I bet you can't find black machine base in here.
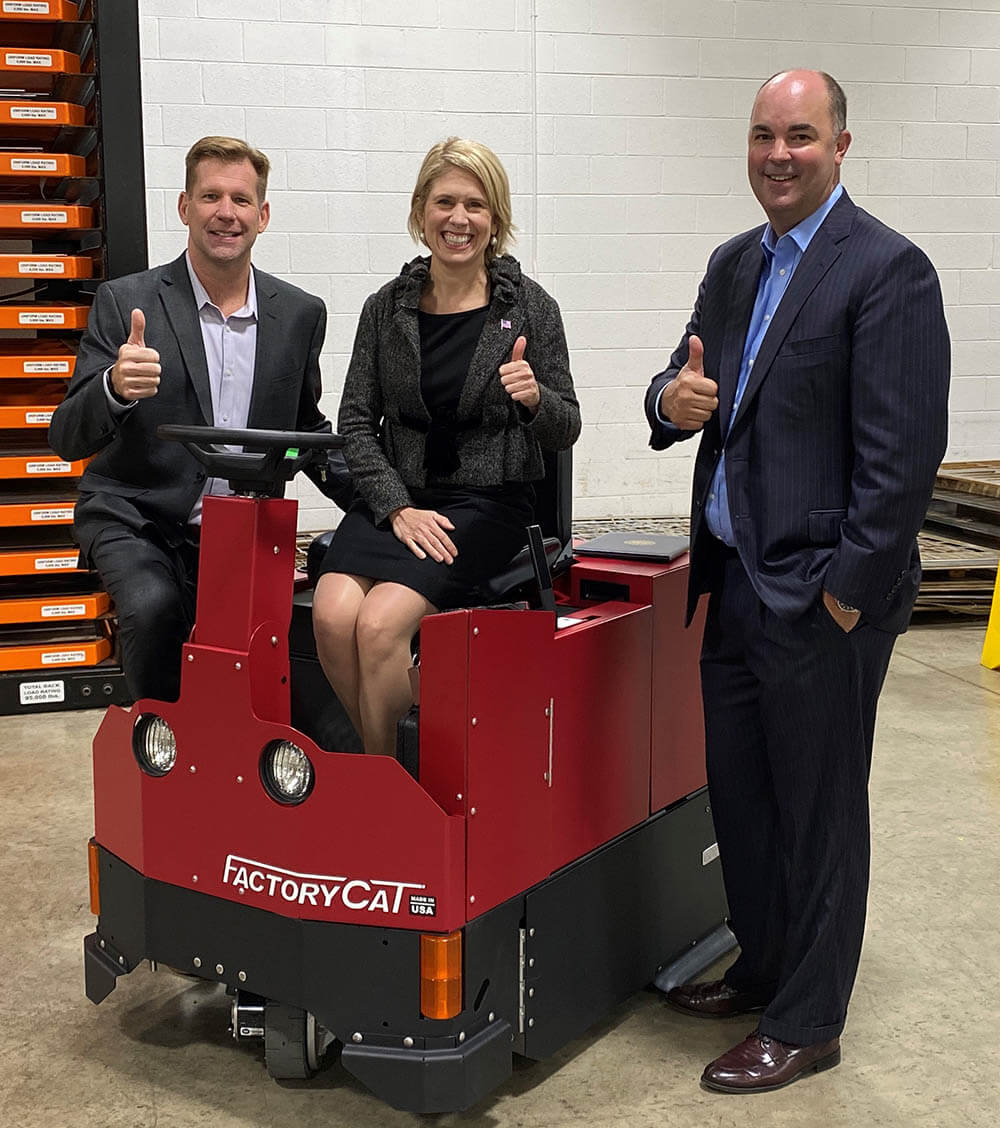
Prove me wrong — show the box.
[0,664,130,716]
[86,788,730,1113]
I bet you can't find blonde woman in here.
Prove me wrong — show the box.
[313,137,580,756]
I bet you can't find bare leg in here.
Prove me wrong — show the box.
[355,582,437,757]
[312,572,373,738]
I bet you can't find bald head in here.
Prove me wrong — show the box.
[755,69,847,137]
[747,69,852,235]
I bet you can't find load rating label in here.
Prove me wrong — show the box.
[21,210,67,224]
[5,53,53,67]
[19,679,65,706]
[19,261,65,274]
[41,650,85,665]
[10,158,57,171]
[24,361,70,373]
[34,554,79,570]
[9,107,57,119]
[41,603,86,618]
[20,313,66,326]
[26,460,71,473]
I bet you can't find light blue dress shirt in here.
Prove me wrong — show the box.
[704,184,843,546]
[184,253,258,523]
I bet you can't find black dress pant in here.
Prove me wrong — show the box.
[700,550,896,1045]
[87,522,200,703]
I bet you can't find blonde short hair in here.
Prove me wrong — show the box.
[184,136,270,203]
[407,137,515,262]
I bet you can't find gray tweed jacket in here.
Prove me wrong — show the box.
[338,254,581,524]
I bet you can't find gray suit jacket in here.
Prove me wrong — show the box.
[339,254,581,524]
[48,253,352,557]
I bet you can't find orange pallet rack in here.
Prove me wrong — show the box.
[0,45,80,71]
[0,100,86,126]
[0,339,76,377]
[0,379,64,426]
[0,251,92,277]
[0,545,82,575]
[0,201,94,227]
[0,150,86,176]
[0,633,111,671]
[0,494,75,525]
[0,302,90,329]
[0,1,80,22]
[0,447,86,477]
[0,589,108,624]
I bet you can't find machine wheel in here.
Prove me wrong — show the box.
[264,1003,319,1080]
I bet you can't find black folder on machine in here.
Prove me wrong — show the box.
[574,531,689,562]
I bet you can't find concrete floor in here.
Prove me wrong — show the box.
[1,622,998,1128]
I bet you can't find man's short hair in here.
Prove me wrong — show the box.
[757,70,847,136]
[184,136,270,203]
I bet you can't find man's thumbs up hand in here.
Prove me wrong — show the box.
[111,307,161,402]
[127,307,146,347]
[659,334,719,431]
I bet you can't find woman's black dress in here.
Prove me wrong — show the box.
[317,305,534,609]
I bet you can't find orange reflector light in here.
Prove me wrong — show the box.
[420,930,462,1019]
[87,839,100,916]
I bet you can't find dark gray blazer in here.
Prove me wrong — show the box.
[48,253,352,557]
[339,254,581,524]
[645,191,950,631]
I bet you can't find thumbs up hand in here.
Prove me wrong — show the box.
[659,334,718,431]
[110,308,161,401]
[499,335,540,414]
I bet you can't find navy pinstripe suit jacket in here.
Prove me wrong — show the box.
[645,191,951,632]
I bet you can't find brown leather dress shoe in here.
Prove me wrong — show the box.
[701,1031,841,1093]
[665,978,769,1018]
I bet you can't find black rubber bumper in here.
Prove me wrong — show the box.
[341,1019,513,1114]
[84,844,520,1113]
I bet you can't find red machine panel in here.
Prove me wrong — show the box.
[91,493,467,933]
[464,607,555,918]
[93,687,467,933]
[549,602,652,873]
[565,554,708,812]
[417,608,471,819]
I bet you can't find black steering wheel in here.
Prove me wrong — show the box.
[157,424,345,498]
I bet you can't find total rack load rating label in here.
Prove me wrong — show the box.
[18,679,65,706]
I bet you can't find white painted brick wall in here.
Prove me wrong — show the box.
[135,0,1000,530]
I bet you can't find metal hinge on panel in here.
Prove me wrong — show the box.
[517,926,526,1035]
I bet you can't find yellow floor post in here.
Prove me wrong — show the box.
[983,564,1000,669]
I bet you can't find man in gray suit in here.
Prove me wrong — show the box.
[49,136,351,702]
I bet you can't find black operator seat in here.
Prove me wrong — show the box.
[304,447,574,607]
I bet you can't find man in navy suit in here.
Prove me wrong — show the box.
[645,71,949,1092]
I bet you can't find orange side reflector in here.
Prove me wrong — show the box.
[87,839,100,916]
[420,930,462,1019]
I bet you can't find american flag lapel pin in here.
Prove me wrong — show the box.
[501,318,511,330]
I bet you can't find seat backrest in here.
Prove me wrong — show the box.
[535,447,573,548]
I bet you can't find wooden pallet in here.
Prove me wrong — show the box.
[935,461,1000,499]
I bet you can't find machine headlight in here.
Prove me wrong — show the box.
[260,740,314,805]
[133,714,177,776]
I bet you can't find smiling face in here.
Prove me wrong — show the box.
[420,166,495,272]
[178,157,270,274]
[747,70,851,235]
